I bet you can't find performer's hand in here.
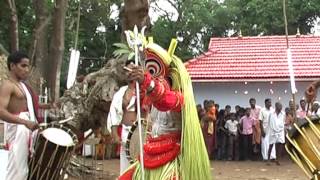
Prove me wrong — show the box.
[24,120,39,131]
[305,84,317,103]
[128,65,145,84]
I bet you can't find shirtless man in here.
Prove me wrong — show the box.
[107,60,143,174]
[0,51,38,180]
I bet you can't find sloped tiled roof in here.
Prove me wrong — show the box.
[185,35,320,82]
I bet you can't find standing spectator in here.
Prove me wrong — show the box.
[216,109,228,160]
[202,100,216,159]
[197,104,205,123]
[296,99,308,118]
[268,102,286,165]
[311,101,320,116]
[215,104,220,114]
[240,108,255,160]
[288,99,296,113]
[235,105,241,120]
[249,98,261,154]
[216,109,225,160]
[225,105,231,116]
[259,98,276,162]
[284,107,294,132]
[225,113,240,161]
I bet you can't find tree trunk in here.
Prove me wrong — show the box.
[28,0,50,93]
[120,0,151,38]
[6,0,19,52]
[48,0,68,101]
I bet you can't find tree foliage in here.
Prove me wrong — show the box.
[150,0,320,60]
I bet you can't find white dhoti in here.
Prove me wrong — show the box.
[261,132,276,160]
[120,124,131,174]
[0,149,8,180]
[269,131,285,144]
[5,112,35,180]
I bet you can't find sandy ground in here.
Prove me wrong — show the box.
[68,158,306,180]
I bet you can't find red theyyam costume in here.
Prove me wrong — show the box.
[119,35,211,180]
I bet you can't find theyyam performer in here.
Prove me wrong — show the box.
[118,30,211,180]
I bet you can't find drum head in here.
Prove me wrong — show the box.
[42,127,74,147]
[125,121,147,163]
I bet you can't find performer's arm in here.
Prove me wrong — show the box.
[0,80,37,130]
[140,73,183,112]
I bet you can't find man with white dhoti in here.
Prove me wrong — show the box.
[267,102,285,165]
[107,60,145,174]
[0,51,38,180]
[259,98,276,161]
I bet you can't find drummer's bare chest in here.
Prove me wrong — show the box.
[8,83,27,113]
[121,88,136,126]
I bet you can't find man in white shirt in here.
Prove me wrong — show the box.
[225,113,239,160]
[268,102,285,165]
[259,98,276,161]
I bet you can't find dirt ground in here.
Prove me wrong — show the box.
[68,158,306,180]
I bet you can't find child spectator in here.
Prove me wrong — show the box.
[225,113,240,160]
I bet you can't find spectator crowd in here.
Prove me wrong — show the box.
[197,98,317,165]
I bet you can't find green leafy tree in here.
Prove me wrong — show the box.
[150,0,320,60]
[223,0,320,35]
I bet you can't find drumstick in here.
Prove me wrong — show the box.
[58,117,74,124]
[123,66,132,72]
[39,117,74,129]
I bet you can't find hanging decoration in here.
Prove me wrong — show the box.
[67,49,80,89]
[66,1,81,89]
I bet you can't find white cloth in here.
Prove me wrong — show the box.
[0,149,8,180]
[269,111,285,144]
[107,86,128,133]
[20,82,37,123]
[5,112,33,180]
[107,86,134,174]
[4,82,38,180]
[261,133,276,160]
[224,120,239,135]
[258,107,274,133]
[120,125,131,174]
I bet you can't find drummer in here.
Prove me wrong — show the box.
[0,51,39,180]
[107,59,148,174]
